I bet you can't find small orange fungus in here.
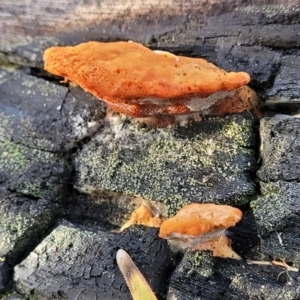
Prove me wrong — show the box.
[114,203,162,233]
[159,203,242,259]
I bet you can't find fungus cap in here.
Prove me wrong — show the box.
[159,203,242,248]
[43,41,251,119]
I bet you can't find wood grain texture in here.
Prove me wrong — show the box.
[1,0,299,52]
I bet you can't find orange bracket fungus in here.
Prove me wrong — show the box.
[159,203,243,259]
[43,41,257,127]
[116,202,242,259]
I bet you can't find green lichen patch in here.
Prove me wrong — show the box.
[75,114,258,216]
[250,115,300,268]
[0,190,55,265]
[250,181,300,267]
[250,181,299,234]
[0,141,72,202]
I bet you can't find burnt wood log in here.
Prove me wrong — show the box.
[13,221,176,300]
[1,1,300,300]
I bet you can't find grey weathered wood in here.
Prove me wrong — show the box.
[0,68,106,152]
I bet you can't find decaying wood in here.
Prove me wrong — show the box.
[1,1,300,299]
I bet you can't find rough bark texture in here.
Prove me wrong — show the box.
[14,221,176,300]
[0,69,106,152]
[74,113,258,216]
[258,115,300,182]
[0,189,55,266]
[1,1,300,300]
[0,140,71,202]
[251,116,300,267]
[168,252,300,300]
